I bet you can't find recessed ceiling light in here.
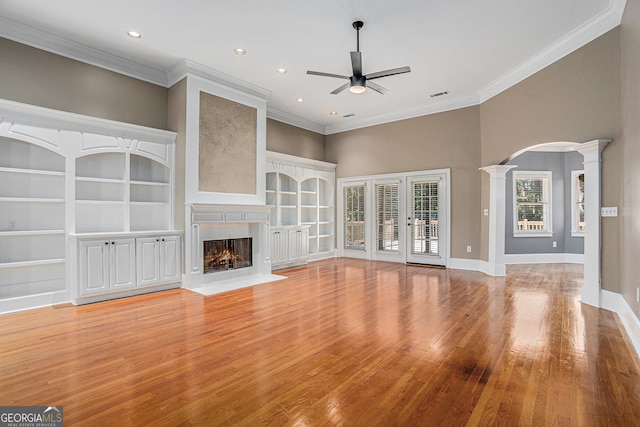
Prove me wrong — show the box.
[233,48,246,56]
[296,97,304,103]
[276,68,287,74]
[127,31,142,39]
[329,111,338,115]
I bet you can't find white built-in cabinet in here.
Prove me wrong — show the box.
[0,100,181,312]
[78,238,136,297]
[136,235,181,287]
[270,225,309,270]
[266,151,336,269]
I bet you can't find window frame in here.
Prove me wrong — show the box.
[512,170,553,238]
[571,170,585,237]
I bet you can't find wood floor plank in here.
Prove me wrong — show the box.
[1,259,639,426]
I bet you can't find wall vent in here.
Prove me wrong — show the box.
[430,91,449,98]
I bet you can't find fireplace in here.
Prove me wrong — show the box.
[203,237,252,274]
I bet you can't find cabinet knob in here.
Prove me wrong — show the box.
[162,238,165,242]
[156,239,160,242]
[105,242,109,245]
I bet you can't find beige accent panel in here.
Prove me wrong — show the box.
[0,38,167,129]
[198,92,257,194]
[168,78,187,232]
[620,0,640,316]
[266,119,326,161]
[326,106,481,260]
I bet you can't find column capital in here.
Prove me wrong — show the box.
[479,164,518,177]
[575,139,611,158]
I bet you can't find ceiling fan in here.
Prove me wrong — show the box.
[307,20,411,95]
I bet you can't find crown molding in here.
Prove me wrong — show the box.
[324,93,482,135]
[0,17,169,87]
[167,59,270,101]
[478,0,627,102]
[266,107,327,134]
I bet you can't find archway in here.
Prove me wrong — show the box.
[481,139,610,308]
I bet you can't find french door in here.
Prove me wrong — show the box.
[406,176,446,266]
[339,170,448,266]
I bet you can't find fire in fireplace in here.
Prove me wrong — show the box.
[203,238,252,274]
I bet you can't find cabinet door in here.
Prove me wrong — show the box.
[79,240,110,296]
[110,239,136,290]
[271,230,289,264]
[299,228,309,259]
[137,237,161,287]
[160,235,181,282]
[289,228,309,261]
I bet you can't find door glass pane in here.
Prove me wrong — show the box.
[344,185,365,250]
[376,183,399,252]
[411,180,439,256]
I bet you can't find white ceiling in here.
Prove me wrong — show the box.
[0,0,626,134]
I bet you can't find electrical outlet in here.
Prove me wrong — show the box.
[466,245,472,253]
[552,241,557,248]
[483,209,489,216]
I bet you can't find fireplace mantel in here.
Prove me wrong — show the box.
[190,204,271,224]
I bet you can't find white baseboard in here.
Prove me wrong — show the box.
[448,257,480,272]
[0,291,70,315]
[601,289,640,358]
[504,253,584,264]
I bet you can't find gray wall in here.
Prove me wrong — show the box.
[505,151,583,254]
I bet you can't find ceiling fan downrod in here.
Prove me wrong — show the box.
[353,21,363,52]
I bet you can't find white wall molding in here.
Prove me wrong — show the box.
[448,258,481,272]
[503,253,584,265]
[601,289,640,358]
[0,291,70,315]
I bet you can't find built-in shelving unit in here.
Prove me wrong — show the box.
[266,151,336,261]
[0,99,178,313]
[0,137,67,301]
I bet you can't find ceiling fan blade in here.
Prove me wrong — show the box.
[366,81,388,95]
[330,82,351,95]
[307,70,350,79]
[350,51,362,76]
[365,66,411,80]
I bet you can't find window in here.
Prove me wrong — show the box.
[376,182,399,252]
[571,170,585,236]
[513,171,552,236]
[344,184,365,250]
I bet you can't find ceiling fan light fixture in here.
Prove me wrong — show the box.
[349,84,366,94]
[349,75,367,94]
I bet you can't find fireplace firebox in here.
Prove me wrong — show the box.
[203,238,252,274]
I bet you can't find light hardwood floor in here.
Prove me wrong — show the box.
[1,259,639,426]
